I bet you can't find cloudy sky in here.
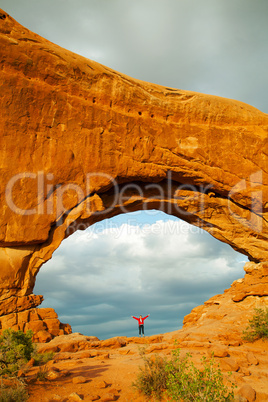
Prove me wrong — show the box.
[2,0,267,339]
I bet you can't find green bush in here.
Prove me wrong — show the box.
[31,350,54,366]
[166,349,235,402]
[133,348,236,401]
[242,307,268,342]
[0,329,34,376]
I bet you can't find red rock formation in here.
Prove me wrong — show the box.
[0,9,268,339]
[0,305,71,342]
[183,262,268,340]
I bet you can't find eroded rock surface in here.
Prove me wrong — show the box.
[0,9,268,340]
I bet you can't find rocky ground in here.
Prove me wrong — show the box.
[21,329,268,402]
[13,262,268,402]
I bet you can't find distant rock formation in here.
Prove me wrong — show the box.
[0,9,267,340]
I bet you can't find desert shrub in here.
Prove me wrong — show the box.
[242,307,268,342]
[35,366,49,381]
[133,348,236,401]
[0,381,28,402]
[0,329,34,376]
[31,350,54,366]
[166,349,235,402]
[133,353,168,400]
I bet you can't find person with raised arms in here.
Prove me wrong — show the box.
[131,314,150,337]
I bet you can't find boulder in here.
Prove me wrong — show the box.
[220,357,240,372]
[100,394,117,402]
[72,376,87,384]
[210,344,229,358]
[238,384,256,402]
[37,333,100,353]
[68,393,84,401]
[246,352,259,366]
[100,337,127,349]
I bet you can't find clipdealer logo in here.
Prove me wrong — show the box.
[4,170,264,233]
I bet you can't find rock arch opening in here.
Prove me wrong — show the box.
[34,211,247,340]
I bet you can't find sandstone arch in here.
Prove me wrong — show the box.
[0,10,268,338]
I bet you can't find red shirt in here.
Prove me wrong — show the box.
[132,315,149,325]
